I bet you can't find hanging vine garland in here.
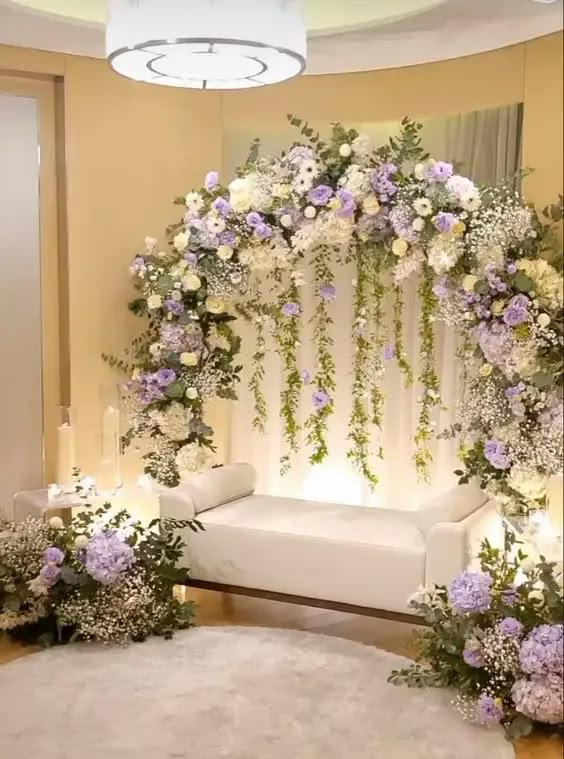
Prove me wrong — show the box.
[114,116,563,517]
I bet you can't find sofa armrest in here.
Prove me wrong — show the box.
[425,501,504,587]
[159,489,196,521]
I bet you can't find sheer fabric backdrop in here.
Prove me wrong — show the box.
[227,106,523,509]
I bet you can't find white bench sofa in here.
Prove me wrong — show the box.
[160,463,503,622]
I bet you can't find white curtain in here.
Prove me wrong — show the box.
[228,105,523,509]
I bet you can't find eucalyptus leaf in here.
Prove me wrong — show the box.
[165,381,186,399]
[514,271,534,293]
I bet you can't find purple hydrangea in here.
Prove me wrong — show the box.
[164,299,184,316]
[433,212,457,233]
[463,640,485,668]
[433,278,450,299]
[282,302,300,317]
[204,170,219,191]
[425,161,454,183]
[336,189,356,218]
[503,295,529,327]
[83,531,135,585]
[308,184,334,206]
[160,322,203,353]
[498,617,524,639]
[484,438,511,470]
[184,251,198,265]
[477,694,504,726]
[43,546,65,565]
[155,368,176,387]
[520,625,564,676]
[512,674,564,724]
[448,571,493,614]
[312,390,331,410]
[136,373,165,404]
[212,198,231,217]
[254,223,273,240]
[39,563,61,587]
[319,284,336,301]
[246,211,263,228]
[505,382,526,399]
[370,163,398,201]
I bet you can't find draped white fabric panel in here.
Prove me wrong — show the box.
[228,106,522,509]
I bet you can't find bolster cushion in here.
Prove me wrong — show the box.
[176,462,257,515]
[413,481,488,536]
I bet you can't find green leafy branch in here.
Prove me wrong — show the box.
[392,285,414,387]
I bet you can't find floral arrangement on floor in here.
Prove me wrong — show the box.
[0,506,202,645]
[389,533,564,739]
[111,116,563,516]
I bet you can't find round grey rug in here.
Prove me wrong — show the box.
[0,626,513,759]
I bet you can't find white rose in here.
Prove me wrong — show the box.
[182,273,201,291]
[508,465,548,501]
[173,232,189,251]
[414,162,428,181]
[180,352,198,367]
[206,296,226,314]
[185,387,199,400]
[217,245,233,261]
[392,238,409,258]
[144,236,157,250]
[49,516,64,530]
[74,535,89,550]
[147,294,162,310]
[304,205,316,219]
[537,313,551,328]
[528,589,545,607]
[413,197,433,217]
[149,342,161,357]
[462,274,478,292]
[339,143,352,158]
[280,214,293,228]
[229,177,252,212]
[479,363,493,377]
[412,217,425,232]
[362,195,381,216]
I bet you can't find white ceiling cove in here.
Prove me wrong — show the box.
[0,0,562,74]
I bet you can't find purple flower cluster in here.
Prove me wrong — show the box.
[204,170,219,191]
[477,694,504,726]
[246,211,272,240]
[433,211,457,232]
[463,640,485,668]
[336,189,356,218]
[501,584,519,605]
[282,302,300,317]
[520,625,563,676]
[370,162,398,201]
[472,322,516,377]
[319,284,336,301]
[484,438,511,470]
[43,546,64,565]
[425,161,453,183]
[309,184,333,206]
[503,294,529,327]
[83,531,135,585]
[312,390,331,410]
[136,373,166,404]
[164,299,184,316]
[512,674,564,724]
[505,382,526,399]
[160,323,203,354]
[212,197,231,217]
[383,344,396,361]
[448,571,493,614]
[498,617,524,639]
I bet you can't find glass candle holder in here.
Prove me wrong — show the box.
[56,406,76,493]
[97,385,123,497]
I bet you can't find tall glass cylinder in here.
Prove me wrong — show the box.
[56,406,76,493]
[97,385,122,496]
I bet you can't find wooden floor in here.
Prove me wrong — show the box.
[1,588,561,759]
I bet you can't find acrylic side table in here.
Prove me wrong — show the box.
[13,489,86,522]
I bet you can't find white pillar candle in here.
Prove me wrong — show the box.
[56,422,75,491]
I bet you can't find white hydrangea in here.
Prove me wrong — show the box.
[393,248,424,284]
[317,214,354,248]
[175,443,214,479]
[351,133,374,163]
[340,164,369,199]
[446,174,479,203]
[517,258,563,310]
[507,465,549,502]
[150,402,191,442]
[427,232,464,275]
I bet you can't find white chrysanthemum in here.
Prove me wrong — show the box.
[413,197,433,217]
[517,258,563,310]
[150,402,191,442]
[175,442,214,478]
[427,232,464,275]
[507,465,549,502]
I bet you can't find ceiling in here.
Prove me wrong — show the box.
[0,0,562,74]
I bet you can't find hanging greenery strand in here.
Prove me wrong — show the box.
[392,285,414,387]
[413,266,441,480]
[347,245,380,486]
[305,245,336,464]
[366,248,387,432]
[275,280,302,474]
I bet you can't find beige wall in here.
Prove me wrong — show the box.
[0,33,562,499]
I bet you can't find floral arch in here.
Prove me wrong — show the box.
[115,117,563,517]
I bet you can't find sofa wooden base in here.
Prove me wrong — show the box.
[187,579,428,627]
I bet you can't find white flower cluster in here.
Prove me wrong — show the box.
[149,402,191,442]
[517,258,563,311]
[175,442,214,478]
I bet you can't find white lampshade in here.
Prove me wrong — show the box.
[106,0,306,90]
